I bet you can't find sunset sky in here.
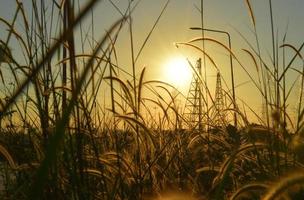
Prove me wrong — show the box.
[1,0,303,122]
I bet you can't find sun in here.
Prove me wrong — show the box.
[163,57,193,89]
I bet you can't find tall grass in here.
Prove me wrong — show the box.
[0,0,303,200]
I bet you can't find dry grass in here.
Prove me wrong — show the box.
[0,0,303,199]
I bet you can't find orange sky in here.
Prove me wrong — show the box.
[0,0,303,124]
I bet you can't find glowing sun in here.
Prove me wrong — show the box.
[163,57,193,89]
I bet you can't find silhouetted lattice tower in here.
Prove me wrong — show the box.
[184,58,205,130]
[213,71,225,126]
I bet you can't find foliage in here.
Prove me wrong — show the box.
[0,0,303,199]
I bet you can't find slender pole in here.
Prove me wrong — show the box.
[200,0,206,131]
[62,1,67,114]
[190,27,237,127]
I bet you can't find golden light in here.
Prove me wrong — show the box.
[162,57,193,89]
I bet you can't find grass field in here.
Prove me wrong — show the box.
[0,0,303,199]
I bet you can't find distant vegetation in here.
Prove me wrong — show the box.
[0,0,303,199]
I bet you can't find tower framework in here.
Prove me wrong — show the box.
[183,58,205,130]
[213,72,226,126]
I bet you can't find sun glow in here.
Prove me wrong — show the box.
[163,57,193,89]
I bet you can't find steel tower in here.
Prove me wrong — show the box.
[184,58,205,130]
[213,72,226,126]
